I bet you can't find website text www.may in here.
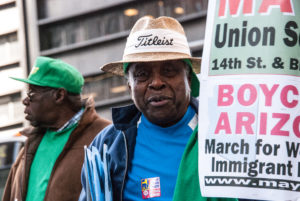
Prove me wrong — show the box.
[205,176,300,191]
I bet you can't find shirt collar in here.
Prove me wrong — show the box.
[57,108,84,132]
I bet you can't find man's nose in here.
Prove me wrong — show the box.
[149,73,165,90]
[22,97,30,106]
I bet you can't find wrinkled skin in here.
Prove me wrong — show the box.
[23,85,60,128]
[127,60,191,127]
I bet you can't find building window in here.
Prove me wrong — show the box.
[0,92,23,127]
[82,74,129,104]
[37,0,110,20]
[192,50,203,58]
[83,14,104,40]
[0,32,19,65]
[104,11,121,35]
[39,0,208,51]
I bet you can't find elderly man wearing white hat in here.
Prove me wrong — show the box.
[79,16,238,201]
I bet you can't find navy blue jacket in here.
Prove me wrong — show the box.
[78,98,262,201]
[79,98,199,201]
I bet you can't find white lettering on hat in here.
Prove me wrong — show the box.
[124,29,191,56]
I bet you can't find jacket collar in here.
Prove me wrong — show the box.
[112,104,141,131]
[112,97,199,131]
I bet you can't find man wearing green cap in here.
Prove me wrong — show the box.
[79,16,237,201]
[2,56,111,201]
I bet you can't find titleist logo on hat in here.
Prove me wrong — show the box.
[135,34,174,48]
[124,29,191,56]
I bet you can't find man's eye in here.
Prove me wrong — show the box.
[26,92,35,101]
[164,67,172,73]
[134,71,148,79]
[163,66,177,76]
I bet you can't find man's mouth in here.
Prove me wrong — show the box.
[24,110,30,120]
[24,114,30,120]
[147,96,171,107]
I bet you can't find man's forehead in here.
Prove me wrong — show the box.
[29,84,42,90]
[29,84,51,91]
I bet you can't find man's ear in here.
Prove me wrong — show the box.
[127,81,132,95]
[54,88,67,104]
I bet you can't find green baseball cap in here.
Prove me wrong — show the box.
[123,59,200,97]
[11,56,84,94]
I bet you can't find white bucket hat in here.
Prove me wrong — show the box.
[100,16,201,97]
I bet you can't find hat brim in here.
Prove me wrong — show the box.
[100,53,201,76]
[10,77,49,87]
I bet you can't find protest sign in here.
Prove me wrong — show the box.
[198,0,300,200]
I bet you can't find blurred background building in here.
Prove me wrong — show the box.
[0,0,27,195]
[0,0,208,136]
[0,0,27,137]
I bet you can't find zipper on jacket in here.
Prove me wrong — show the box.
[120,131,128,201]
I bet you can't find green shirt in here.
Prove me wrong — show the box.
[173,125,238,201]
[25,124,77,201]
